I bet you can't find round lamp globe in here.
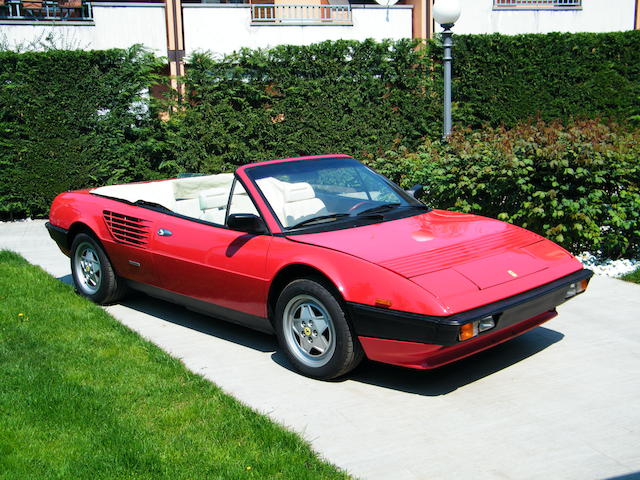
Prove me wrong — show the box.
[432,0,461,26]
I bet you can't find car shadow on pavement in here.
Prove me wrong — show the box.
[119,294,278,354]
[80,285,564,395]
[347,327,565,396]
[57,274,73,286]
[603,473,640,480]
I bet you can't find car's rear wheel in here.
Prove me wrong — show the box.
[275,278,363,380]
[70,233,126,305]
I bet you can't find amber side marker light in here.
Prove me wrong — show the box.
[374,298,393,308]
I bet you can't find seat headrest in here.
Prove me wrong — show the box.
[199,187,228,210]
[283,182,315,203]
[174,173,234,199]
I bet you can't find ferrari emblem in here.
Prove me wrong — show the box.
[303,327,312,337]
[507,270,518,278]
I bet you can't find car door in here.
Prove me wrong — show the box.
[150,178,273,322]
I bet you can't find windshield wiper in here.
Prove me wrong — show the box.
[407,204,431,210]
[288,213,350,229]
[356,203,401,216]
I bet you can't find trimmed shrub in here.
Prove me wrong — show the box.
[2,32,640,221]
[165,31,640,175]
[443,31,640,127]
[164,39,440,174]
[370,120,640,258]
[0,46,165,219]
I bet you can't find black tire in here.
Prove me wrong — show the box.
[70,233,127,305]
[275,278,363,380]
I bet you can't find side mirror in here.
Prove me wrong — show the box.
[227,213,267,234]
[405,184,425,200]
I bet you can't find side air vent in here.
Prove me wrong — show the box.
[103,211,150,247]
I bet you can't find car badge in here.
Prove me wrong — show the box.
[507,270,518,278]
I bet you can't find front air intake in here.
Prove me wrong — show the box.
[103,211,150,247]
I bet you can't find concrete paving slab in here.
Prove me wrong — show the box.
[2,219,640,480]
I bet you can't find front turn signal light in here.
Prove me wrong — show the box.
[459,315,496,341]
[459,322,477,341]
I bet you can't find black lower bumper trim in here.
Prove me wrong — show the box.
[347,268,593,346]
[45,222,69,250]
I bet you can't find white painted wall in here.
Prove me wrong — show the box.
[183,4,413,56]
[453,0,636,35]
[0,3,166,53]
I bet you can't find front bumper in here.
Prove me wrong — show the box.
[45,222,70,255]
[347,268,593,369]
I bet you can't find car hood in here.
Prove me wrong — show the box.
[289,210,577,301]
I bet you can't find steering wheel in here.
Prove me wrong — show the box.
[347,200,377,214]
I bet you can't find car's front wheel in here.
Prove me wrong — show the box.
[70,233,126,305]
[275,278,363,380]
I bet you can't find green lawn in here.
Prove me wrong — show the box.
[0,250,350,480]
[620,266,640,284]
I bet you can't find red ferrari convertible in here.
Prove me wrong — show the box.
[47,155,592,379]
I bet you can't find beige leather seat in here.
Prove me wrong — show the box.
[256,177,286,224]
[282,182,327,227]
[199,187,229,224]
[256,178,327,227]
[174,174,234,219]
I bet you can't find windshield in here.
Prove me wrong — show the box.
[245,157,426,231]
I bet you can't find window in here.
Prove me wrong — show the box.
[228,180,259,218]
[250,2,352,26]
[247,157,419,230]
[0,0,94,21]
[494,0,582,8]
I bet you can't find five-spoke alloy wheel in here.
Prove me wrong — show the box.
[70,233,126,304]
[275,278,362,379]
[74,240,102,295]
[282,294,336,368]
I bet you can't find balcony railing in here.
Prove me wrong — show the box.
[0,0,93,20]
[494,0,581,7]
[251,3,352,25]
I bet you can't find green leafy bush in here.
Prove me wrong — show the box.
[0,46,165,219]
[370,120,640,258]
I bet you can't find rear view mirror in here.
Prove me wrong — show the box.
[405,184,425,200]
[227,213,267,234]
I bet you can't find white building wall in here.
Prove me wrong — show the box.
[183,4,413,56]
[454,0,636,35]
[0,3,166,53]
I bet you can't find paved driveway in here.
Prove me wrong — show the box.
[2,219,640,480]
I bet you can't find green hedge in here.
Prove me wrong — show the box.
[166,31,640,174]
[370,120,640,258]
[163,39,439,174]
[0,46,164,219]
[446,31,640,127]
[2,32,640,224]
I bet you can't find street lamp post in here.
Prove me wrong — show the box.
[432,0,461,140]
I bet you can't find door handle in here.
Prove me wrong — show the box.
[157,228,173,237]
